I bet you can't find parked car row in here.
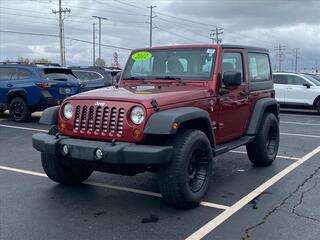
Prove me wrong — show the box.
[0,62,122,122]
[1,60,319,123]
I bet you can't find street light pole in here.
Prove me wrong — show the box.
[92,15,107,61]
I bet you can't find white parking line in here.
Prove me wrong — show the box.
[281,121,320,126]
[281,132,320,139]
[186,146,320,240]
[0,124,47,132]
[0,165,229,210]
[230,150,300,161]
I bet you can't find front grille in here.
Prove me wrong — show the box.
[74,104,125,136]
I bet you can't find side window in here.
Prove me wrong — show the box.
[273,75,288,84]
[17,68,33,80]
[287,75,307,85]
[88,72,103,81]
[248,53,271,82]
[0,67,16,81]
[222,52,243,81]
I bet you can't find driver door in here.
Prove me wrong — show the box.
[216,51,250,144]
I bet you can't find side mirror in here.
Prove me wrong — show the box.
[303,83,311,88]
[223,71,242,87]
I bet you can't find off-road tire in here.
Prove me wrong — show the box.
[41,125,93,185]
[9,97,31,122]
[246,112,279,166]
[316,99,320,113]
[158,129,213,208]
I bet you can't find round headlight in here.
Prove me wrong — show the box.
[130,106,145,125]
[63,103,73,120]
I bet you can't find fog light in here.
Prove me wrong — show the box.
[61,144,69,155]
[95,148,103,160]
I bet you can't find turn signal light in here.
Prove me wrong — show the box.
[172,122,179,130]
[58,122,66,132]
[133,129,141,139]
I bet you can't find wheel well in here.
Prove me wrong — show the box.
[313,95,320,107]
[264,104,279,118]
[179,118,215,147]
[7,92,27,105]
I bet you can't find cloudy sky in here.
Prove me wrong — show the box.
[0,0,319,72]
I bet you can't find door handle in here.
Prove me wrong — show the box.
[7,84,13,87]
[240,90,249,97]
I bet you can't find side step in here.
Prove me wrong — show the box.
[213,135,255,157]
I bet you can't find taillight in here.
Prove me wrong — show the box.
[35,82,54,90]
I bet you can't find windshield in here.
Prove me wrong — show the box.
[302,74,320,86]
[122,48,216,81]
[37,70,77,81]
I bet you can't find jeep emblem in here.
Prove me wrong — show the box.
[95,101,105,107]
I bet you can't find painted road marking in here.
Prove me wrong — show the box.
[0,124,47,132]
[230,150,300,161]
[186,146,320,240]
[281,132,320,139]
[0,165,229,210]
[281,121,320,126]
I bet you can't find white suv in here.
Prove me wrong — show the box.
[273,72,320,113]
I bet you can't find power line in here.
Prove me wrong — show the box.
[0,30,132,51]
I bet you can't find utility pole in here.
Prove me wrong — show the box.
[92,15,108,61]
[294,48,299,72]
[210,27,223,44]
[93,23,96,66]
[52,0,70,67]
[147,5,156,48]
[274,44,285,72]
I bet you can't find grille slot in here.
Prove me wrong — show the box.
[74,104,125,136]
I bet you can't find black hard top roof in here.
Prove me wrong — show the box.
[221,44,269,52]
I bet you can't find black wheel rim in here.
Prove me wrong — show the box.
[266,125,278,155]
[11,102,24,120]
[187,149,210,193]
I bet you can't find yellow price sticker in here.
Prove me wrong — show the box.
[132,51,152,61]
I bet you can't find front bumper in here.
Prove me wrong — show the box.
[32,133,173,165]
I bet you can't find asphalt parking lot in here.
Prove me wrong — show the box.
[1,109,320,240]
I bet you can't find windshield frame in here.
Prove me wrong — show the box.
[122,47,217,82]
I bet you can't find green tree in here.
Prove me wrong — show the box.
[95,58,106,67]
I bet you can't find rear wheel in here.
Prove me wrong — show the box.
[158,129,213,208]
[9,97,31,122]
[41,125,93,185]
[246,113,279,166]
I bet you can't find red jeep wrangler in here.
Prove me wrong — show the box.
[33,44,279,208]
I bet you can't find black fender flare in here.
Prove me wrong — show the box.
[7,89,28,103]
[246,98,279,135]
[144,107,215,146]
[39,106,60,125]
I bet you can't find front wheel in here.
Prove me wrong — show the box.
[158,129,213,208]
[246,112,279,166]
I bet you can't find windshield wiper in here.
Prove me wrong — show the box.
[155,76,181,80]
[123,76,145,80]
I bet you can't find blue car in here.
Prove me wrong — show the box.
[0,63,80,122]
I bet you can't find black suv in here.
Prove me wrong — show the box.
[69,66,122,92]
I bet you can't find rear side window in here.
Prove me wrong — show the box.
[248,53,271,82]
[72,70,103,81]
[0,67,17,80]
[37,70,77,81]
[17,68,33,80]
[273,74,288,84]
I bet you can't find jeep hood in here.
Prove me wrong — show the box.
[67,85,210,108]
